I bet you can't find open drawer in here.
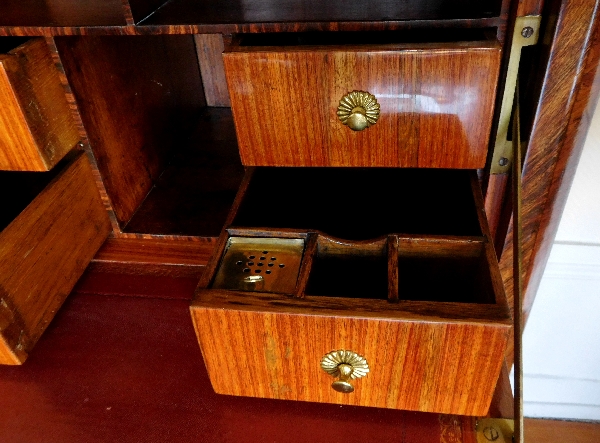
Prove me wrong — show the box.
[0,38,79,171]
[224,30,501,169]
[191,167,511,416]
[0,151,111,364]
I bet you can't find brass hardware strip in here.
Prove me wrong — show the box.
[476,80,524,443]
[512,80,524,443]
[490,15,541,174]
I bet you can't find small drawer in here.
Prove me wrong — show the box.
[0,151,111,364]
[224,31,501,169]
[0,38,79,171]
[191,168,511,416]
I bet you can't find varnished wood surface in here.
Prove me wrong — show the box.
[0,38,79,171]
[225,40,500,168]
[144,0,503,26]
[0,290,488,443]
[192,289,509,415]
[55,35,205,227]
[47,37,122,234]
[0,18,507,38]
[0,0,127,27]
[524,418,600,443]
[0,152,110,365]
[195,34,231,107]
[498,0,600,363]
[88,237,214,277]
[123,108,244,237]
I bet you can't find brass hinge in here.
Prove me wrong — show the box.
[476,418,515,443]
[490,15,541,174]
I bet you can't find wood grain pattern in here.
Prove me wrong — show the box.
[498,0,600,364]
[46,36,123,234]
[88,237,214,277]
[191,290,510,416]
[0,290,497,443]
[55,35,205,226]
[0,18,507,39]
[225,41,501,168]
[195,34,231,107]
[0,38,79,171]
[0,152,111,364]
[516,0,545,16]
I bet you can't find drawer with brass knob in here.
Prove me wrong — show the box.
[190,167,511,416]
[223,30,501,168]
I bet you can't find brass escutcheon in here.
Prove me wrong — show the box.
[320,350,369,393]
[337,91,380,131]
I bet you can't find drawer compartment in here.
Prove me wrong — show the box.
[191,167,511,415]
[0,38,79,171]
[224,31,501,169]
[0,151,111,364]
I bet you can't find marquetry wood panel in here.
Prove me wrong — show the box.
[0,38,79,171]
[225,41,501,168]
[191,291,510,416]
[0,152,111,364]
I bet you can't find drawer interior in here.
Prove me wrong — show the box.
[206,167,505,308]
[233,168,482,239]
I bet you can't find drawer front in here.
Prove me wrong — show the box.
[224,43,501,168]
[0,152,111,364]
[192,292,509,416]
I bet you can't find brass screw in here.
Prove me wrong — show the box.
[483,426,500,441]
[499,157,509,167]
[521,27,534,38]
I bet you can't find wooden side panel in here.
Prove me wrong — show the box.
[192,292,509,416]
[0,152,111,364]
[0,38,79,171]
[55,35,205,226]
[225,43,500,168]
[499,0,600,364]
[195,34,231,107]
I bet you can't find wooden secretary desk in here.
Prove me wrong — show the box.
[0,0,598,441]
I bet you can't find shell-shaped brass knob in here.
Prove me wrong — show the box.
[320,350,369,393]
[337,91,380,131]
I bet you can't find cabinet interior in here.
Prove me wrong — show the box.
[140,0,505,26]
[233,168,482,240]
[236,28,496,47]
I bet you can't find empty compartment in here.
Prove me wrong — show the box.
[397,238,496,304]
[0,38,79,171]
[233,168,482,240]
[55,35,244,238]
[305,237,388,299]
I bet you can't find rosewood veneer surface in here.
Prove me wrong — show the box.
[0,288,482,443]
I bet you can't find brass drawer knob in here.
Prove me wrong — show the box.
[337,91,380,131]
[320,350,369,393]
